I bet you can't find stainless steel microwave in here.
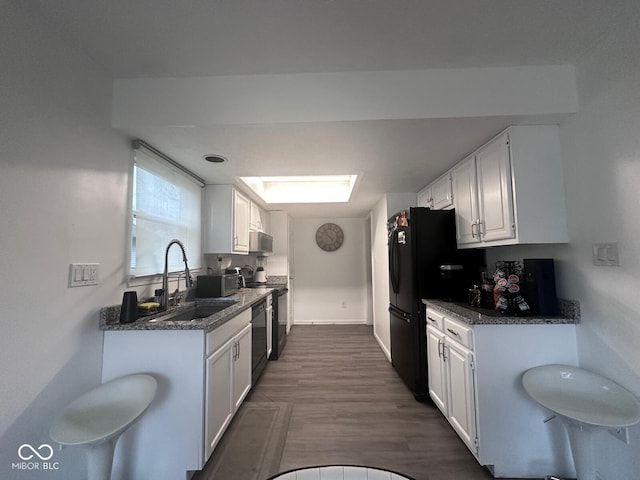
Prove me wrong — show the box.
[196,274,239,298]
[249,232,273,255]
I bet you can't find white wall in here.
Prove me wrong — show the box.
[291,218,370,324]
[369,193,417,359]
[485,17,640,479]
[370,197,392,357]
[113,65,577,127]
[0,4,144,478]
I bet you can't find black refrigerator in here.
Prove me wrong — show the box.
[388,208,459,400]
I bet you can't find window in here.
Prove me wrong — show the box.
[129,143,203,279]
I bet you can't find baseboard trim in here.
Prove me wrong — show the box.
[293,319,368,325]
[374,331,391,361]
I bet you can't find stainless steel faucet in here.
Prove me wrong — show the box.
[161,239,193,311]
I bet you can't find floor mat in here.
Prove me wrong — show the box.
[193,401,293,480]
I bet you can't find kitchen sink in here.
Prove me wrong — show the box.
[150,301,237,322]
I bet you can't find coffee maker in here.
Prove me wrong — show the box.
[522,258,559,315]
[439,264,466,302]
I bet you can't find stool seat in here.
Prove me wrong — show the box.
[267,465,414,480]
[50,374,157,480]
[523,364,640,480]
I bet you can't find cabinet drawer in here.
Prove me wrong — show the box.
[206,308,251,356]
[444,318,473,349]
[425,309,445,331]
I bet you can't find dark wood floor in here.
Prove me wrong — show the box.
[247,324,516,480]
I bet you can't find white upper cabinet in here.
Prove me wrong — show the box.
[474,133,515,243]
[204,185,251,254]
[451,156,481,245]
[233,190,251,252]
[249,201,265,232]
[417,184,432,209]
[430,172,453,210]
[452,125,568,248]
[452,136,514,246]
[417,172,453,210]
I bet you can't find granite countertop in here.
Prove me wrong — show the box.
[246,282,288,291]
[423,298,580,326]
[100,288,277,332]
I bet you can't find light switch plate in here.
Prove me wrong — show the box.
[69,263,99,287]
[592,243,619,266]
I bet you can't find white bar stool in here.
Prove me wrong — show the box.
[267,465,414,480]
[523,364,640,480]
[50,374,157,480]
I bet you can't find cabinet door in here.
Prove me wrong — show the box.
[431,173,453,210]
[233,323,252,410]
[445,340,477,453]
[475,133,515,243]
[250,201,264,232]
[451,156,481,245]
[417,185,432,209]
[204,337,234,460]
[426,325,447,414]
[233,190,251,252]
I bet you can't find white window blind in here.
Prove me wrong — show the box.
[130,144,202,278]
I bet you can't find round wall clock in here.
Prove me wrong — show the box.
[315,223,344,252]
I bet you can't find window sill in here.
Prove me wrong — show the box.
[127,268,202,288]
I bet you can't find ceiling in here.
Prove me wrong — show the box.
[23,0,640,217]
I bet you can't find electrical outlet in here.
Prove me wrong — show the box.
[608,426,630,444]
[69,263,99,287]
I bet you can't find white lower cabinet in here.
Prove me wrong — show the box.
[426,326,447,412]
[232,323,252,409]
[204,321,251,460]
[102,308,253,480]
[445,338,476,451]
[426,310,477,454]
[425,304,579,478]
[205,337,234,459]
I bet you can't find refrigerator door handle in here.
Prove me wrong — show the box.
[389,230,400,294]
[389,305,411,324]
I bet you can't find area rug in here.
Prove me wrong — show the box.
[193,402,293,480]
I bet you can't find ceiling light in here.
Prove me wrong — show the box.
[240,175,358,204]
[204,154,227,163]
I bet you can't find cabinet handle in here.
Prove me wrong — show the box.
[478,219,486,237]
[236,340,240,360]
[447,328,461,338]
[442,344,448,361]
[427,316,436,323]
[232,342,237,360]
[471,221,478,238]
[437,339,444,358]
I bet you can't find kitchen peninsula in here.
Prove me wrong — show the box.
[423,299,580,478]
